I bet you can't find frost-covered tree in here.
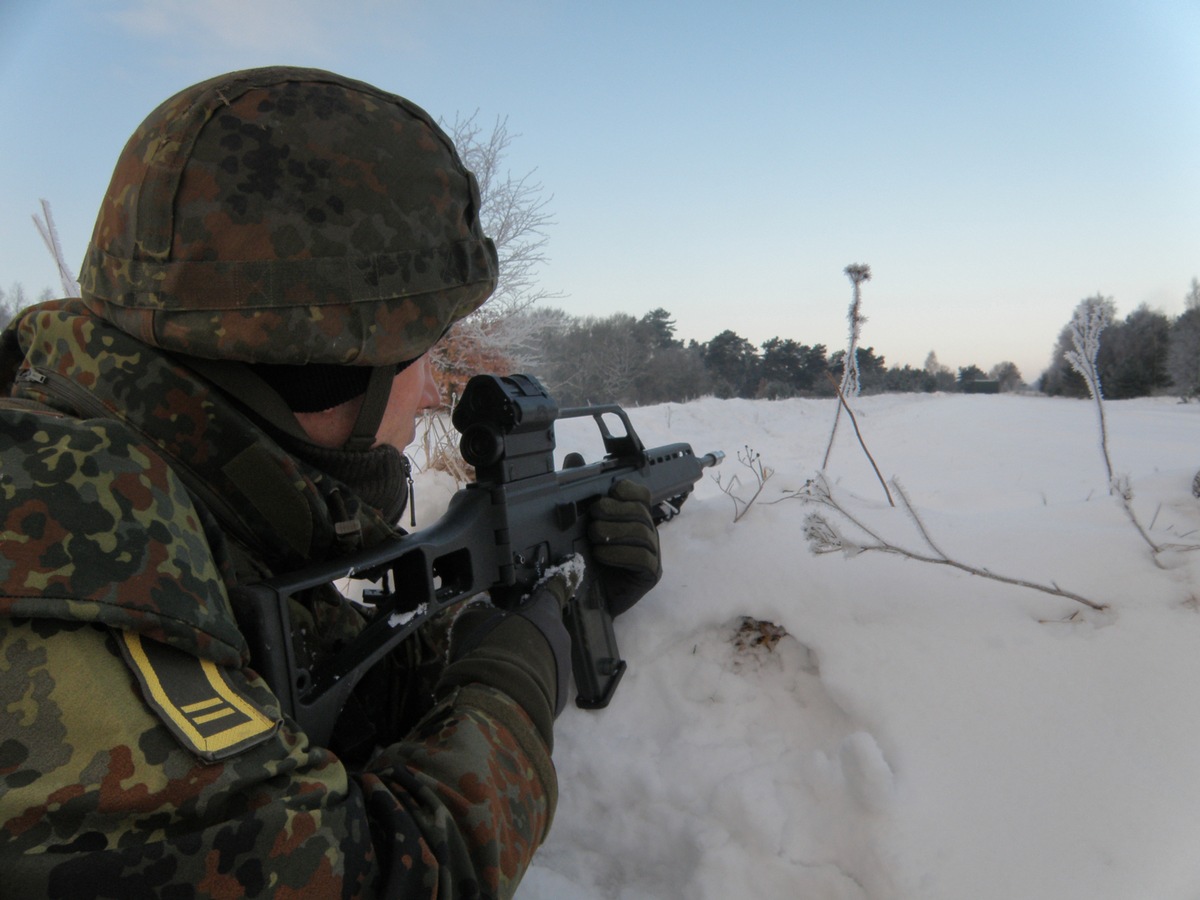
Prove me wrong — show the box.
[531,313,647,405]
[443,112,559,321]
[434,113,561,383]
[495,306,573,374]
[511,306,710,406]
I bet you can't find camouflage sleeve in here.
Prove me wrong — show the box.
[361,683,557,898]
[0,615,555,899]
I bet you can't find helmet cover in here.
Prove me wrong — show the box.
[79,66,497,366]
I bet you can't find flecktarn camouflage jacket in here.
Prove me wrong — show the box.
[0,299,555,898]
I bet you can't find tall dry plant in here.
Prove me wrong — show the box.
[822,263,871,471]
[31,199,79,298]
[1063,295,1116,485]
[1063,294,1172,562]
[792,278,1111,614]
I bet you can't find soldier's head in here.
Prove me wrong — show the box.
[79,66,497,449]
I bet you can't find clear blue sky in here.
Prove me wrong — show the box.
[2,0,1197,382]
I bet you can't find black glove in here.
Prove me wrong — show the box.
[587,479,662,616]
[442,564,580,741]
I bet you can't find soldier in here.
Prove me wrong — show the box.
[0,67,660,898]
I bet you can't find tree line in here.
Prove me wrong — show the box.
[7,277,1198,408]
[489,306,1024,408]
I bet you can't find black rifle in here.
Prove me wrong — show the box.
[236,373,723,747]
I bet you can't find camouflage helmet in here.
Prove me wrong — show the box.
[79,66,497,367]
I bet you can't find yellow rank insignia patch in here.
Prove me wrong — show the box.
[118,631,279,762]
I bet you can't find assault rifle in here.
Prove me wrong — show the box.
[237,373,723,747]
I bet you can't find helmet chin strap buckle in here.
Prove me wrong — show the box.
[344,366,394,452]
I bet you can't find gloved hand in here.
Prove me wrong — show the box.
[587,479,662,616]
[441,563,581,741]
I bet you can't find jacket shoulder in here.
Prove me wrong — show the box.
[0,402,245,665]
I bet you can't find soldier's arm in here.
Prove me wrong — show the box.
[0,613,556,899]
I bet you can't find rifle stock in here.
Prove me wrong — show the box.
[235,374,722,747]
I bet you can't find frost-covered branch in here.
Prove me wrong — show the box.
[1064,295,1115,486]
[442,112,563,320]
[1063,294,1165,561]
[796,475,1108,612]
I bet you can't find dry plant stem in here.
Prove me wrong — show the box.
[1079,365,1162,560]
[1086,399,1165,560]
[1087,387,1116,488]
[890,480,944,556]
[1062,296,1160,560]
[825,371,894,507]
[1114,485,1165,563]
[713,446,773,523]
[810,478,1108,612]
[821,402,842,471]
[33,199,79,297]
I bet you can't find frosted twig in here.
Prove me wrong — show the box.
[890,479,945,557]
[1064,295,1164,562]
[712,445,774,523]
[1111,475,1168,562]
[798,475,1108,612]
[1063,295,1115,486]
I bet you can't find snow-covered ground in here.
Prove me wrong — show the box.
[413,392,1200,900]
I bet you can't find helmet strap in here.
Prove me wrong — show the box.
[184,357,394,452]
[344,366,395,451]
[182,357,313,444]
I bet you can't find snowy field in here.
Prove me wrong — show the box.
[411,392,1200,900]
